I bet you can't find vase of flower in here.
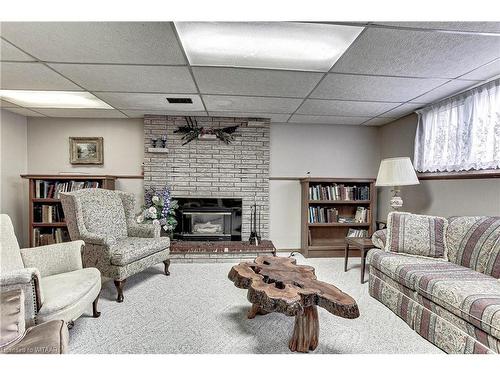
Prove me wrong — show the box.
[136,186,178,237]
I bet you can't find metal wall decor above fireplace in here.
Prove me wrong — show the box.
[174,198,242,241]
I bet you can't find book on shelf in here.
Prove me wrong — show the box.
[32,228,70,247]
[308,184,369,201]
[347,228,369,238]
[354,206,370,223]
[34,180,100,199]
[309,206,370,224]
[33,204,65,223]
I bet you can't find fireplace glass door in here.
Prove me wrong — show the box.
[181,211,232,241]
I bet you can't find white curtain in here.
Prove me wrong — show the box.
[414,78,500,172]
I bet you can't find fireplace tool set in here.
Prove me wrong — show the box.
[248,202,262,246]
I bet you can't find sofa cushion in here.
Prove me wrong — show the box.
[371,229,387,249]
[368,248,467,291]
[386,212,448,260]
[0,289,25,348]
[109,237,170,266]
[39,268,101,317]
[447,216,500,278]
[2,320,68,354]
[416,270,500,340]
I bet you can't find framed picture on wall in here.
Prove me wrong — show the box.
[69,137,104,165]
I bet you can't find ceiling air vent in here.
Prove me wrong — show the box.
[166,97,193,104]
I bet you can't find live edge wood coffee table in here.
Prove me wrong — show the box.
[228,256,359,353]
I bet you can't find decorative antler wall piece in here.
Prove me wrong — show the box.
[174,117,239,145]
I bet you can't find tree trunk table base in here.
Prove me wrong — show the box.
[228,256,359,353]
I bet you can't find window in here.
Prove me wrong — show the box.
[414,78,500,173]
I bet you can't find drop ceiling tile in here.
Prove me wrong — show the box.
[4,107,45,117]
[0,99,19,107]
[374,22,500,33]
[288,114,371,125]
[203,95,302,113]
[310,73,447,102]
[193,67,322,97]
[1,22,186,64]
[377,103,424,118]
[32,108,127,118]
[123,110,208,118]
[459,58,500,81]
[49,64,197,93]
[331,27,500,78]
[363,117,397,126]
[410,79,478,104]
[1,39,35,61]
[94,93,204,111]
[208,111,290,122]
[297,99,398,117]
[0,62,82,90]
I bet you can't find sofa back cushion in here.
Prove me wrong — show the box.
[447,216,500,278]
[386,212,448,260]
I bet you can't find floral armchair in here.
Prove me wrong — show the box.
[60,188,170,302]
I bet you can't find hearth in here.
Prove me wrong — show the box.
[174,198,242,241]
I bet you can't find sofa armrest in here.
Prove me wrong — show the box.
[79,232,117,247]
[371,229,387,250]
[0,268,42,325]
[128,223,160,238]
[0,289,25,349]
[20,241,84,277]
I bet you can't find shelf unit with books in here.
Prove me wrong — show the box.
[21,174,117,247]
[300,177,376,258]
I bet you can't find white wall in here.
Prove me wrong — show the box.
[269,123,381,249]
[27,117,145,206]
[1,109,28,246]
[378,114,500,219]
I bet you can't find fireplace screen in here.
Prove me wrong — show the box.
[180,211,232,240]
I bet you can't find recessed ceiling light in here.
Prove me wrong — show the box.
[0,90,112,109]
[174,22,364,72]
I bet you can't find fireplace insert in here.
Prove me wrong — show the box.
[174,198,242,241]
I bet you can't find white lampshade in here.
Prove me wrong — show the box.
[375,157,420,187]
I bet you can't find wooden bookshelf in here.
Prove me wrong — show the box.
[21,174,116,247]
[300,177,376,258]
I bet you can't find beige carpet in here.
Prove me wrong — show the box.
[69,253,443,354]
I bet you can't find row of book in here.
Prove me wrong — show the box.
[33,204,65,223]
[309,206,370,224]
[347,228,369,237]
[35,180,100,199]
[309,184,370,201]
[32,228,70,247]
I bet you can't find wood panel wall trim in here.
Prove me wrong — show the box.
[417,169,500,180]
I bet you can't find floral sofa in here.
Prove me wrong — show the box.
[368,216,500,354]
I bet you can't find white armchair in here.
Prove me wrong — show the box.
[0,214,101,327]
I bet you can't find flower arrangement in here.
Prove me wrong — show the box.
[136,186,178,235]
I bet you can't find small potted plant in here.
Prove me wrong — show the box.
[136,186,178,237]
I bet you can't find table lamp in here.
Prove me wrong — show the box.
[375,157,419,210]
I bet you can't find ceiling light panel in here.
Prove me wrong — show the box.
[175,22,364,72]
[0,90,112,109]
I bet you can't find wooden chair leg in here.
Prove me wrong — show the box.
[163,259,171,276]
[114,279,126,303]
[92,293,101,317]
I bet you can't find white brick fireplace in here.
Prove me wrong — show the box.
[143,115,270,240]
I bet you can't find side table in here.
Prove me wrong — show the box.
[344,237,374,284]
